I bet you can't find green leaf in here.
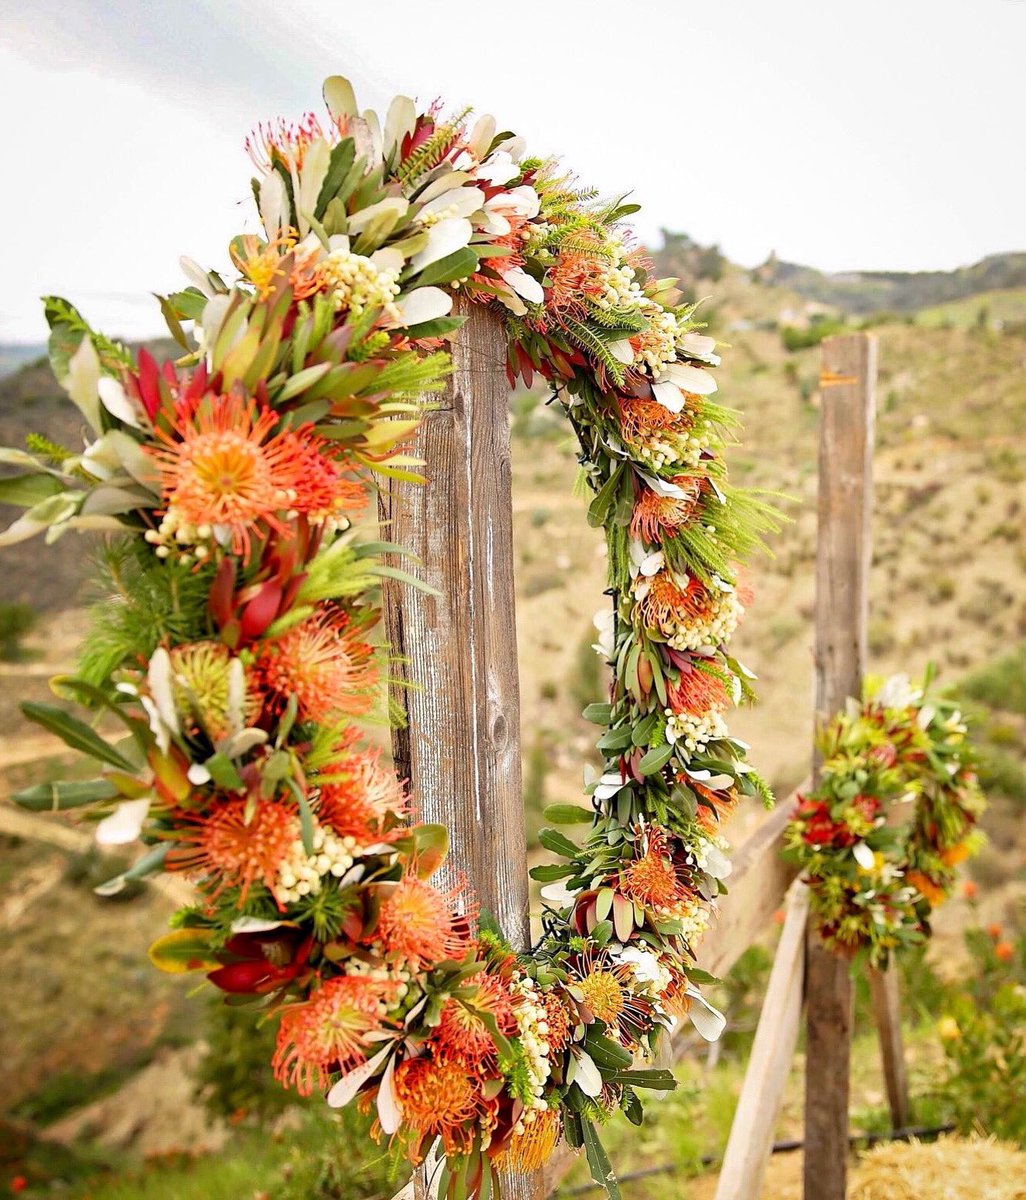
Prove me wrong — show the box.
[51,676,152,754]
[204,753,245,791]
[538,827,581,859]
[543,803,595,825]
[584,1026,633,1071]
[638,742,674,776]
[315,138,356,219]
[582,702,613,725]
[12,778,118,812]
[587,465,625,529]
[530,863,577,883]
[290,780,315,855]
[148,929,220,974]
[614,1068,678,1091]
[402,315,466,340]
[412,247,479,288]
[0,474,64,507]
[581,1120,621,1200]
[597,727,634,751]
[21,702,137,773]
[276,362,333,401]
[631,712,659,748]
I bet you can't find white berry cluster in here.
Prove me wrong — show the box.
[593,252,645,312]
[634,304,680,375]
[273,821,355,905]
[510,975,554,1131]
[655,584,743,652]
[319,247,402,323]
[665,705,729,753]
[632,416,716,471]
[144,507,220,564]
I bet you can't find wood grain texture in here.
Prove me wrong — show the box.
[714,880,810,1200]
[868,966,910,1130]
[698,794,803,980]
[379,302,541,1200]
[804,333,877,1200]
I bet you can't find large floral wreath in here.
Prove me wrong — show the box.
[785,672,986,968]
[3,76,779,1197]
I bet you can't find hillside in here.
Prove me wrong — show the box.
[756,250,1026,316]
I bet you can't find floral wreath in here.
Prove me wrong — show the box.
[785,671,986,968]
[3,76,780,1198]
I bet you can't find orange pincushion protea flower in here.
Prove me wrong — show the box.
[315,748,407,846]
[667,665,729,717]
[496,1107,561,1174]
[279,430,369,524]
[168,796,297,902]
[257,610,377,722]
[692,778,740,832]
[540,990,573,1055]
[391,1056,482,1156]
[636,570,715,635]
[630,476,705,543]
[375,870,478,970]
[546,234,610,314]
[149,392,304,558]
[273,974,395,1095]
[619,827,693,913]
[618,396,694,445]
[430,973,517,1067]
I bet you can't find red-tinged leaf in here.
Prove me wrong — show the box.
[240,581,282,641]
[209,557,236,628]
[137,348,160,418]
[612,893,635,941]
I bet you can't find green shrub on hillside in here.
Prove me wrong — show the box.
[780,317,847,352]
[962,645,1026,717]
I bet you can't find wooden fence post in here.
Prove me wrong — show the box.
[378,302,542,1200]
[803,333,877,1200]
[868,966,910,1130]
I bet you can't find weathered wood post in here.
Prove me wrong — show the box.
[804,332,877,1200]
[379,302,543,1200]
[868,965,909,1129]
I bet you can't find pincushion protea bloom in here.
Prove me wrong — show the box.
[630,476,705,543]
[149,391,307,559]
[496,1106,561,1173]
[430,973,518,1068]
[257,609,377,722]
[168,640,257,740]
[619,827,695,915]
[168,796,298,901]
[315,748,408,845]
[391,1056,483,1157]
[273,974,397,1095]
[375,869,478,970]
[634,568,741,651]
[666,663,729,717]
[566,950,654,1048]
[280,430,368,525]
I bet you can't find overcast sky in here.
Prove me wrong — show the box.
[1,0,1023,342]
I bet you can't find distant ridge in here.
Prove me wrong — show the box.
[759,251,1026,315]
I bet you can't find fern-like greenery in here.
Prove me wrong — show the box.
[396,109,472,187]
[78,538,215,688]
